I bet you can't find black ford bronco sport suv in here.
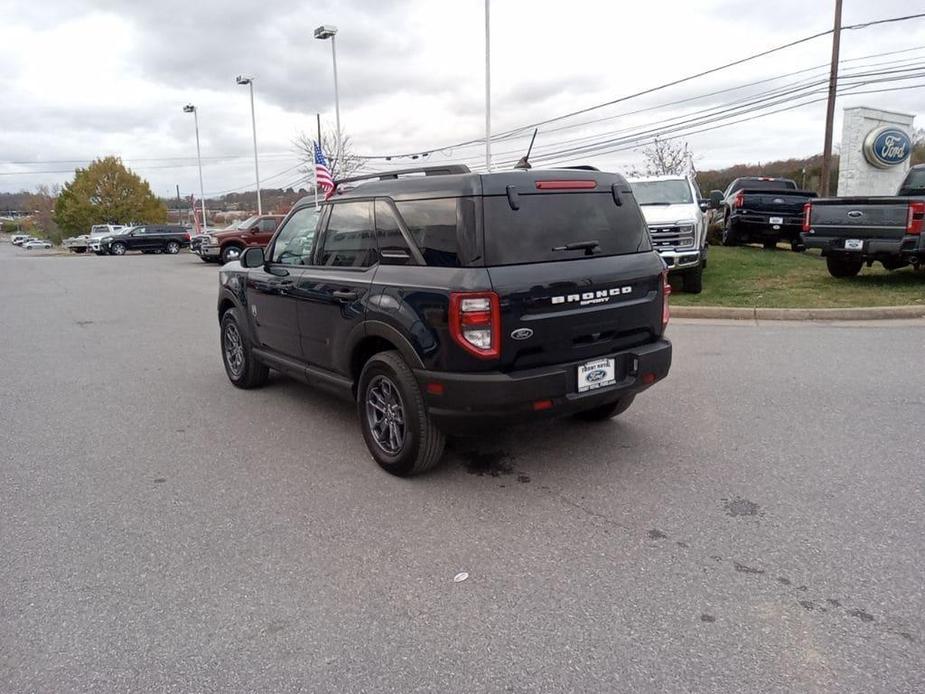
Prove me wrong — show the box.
[217,166,672,475]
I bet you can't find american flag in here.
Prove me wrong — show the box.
[314,141,335,199]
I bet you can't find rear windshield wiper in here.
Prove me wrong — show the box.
[552,240,600,255]
[638,201,672,206]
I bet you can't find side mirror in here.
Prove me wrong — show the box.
[698,199,710,212]
[709,190,724,209]
[240,246,265,268]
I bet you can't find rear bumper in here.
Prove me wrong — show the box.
[802,233,922,260]
[730,213,803,238]
[414,339,672,434]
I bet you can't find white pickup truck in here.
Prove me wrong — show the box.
[627,175,712,293]
[64,224,127,254]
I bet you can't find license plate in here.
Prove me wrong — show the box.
[769,217,783,225]
[845,239,863,250]
[577,358,616,393]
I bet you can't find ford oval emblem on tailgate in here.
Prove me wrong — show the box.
[510,328,533,340]
[848,210,863,218]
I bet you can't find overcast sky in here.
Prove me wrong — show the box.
[1,0,922,196]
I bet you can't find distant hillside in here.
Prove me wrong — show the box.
[698,136,924,195]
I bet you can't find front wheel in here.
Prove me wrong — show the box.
[220,310,269,388]
[573,394,636,422]
[826,256,863,278]
[166,241,180,254]
[110,242,126,256]
[683,264,703,294]
[358,351,445,476]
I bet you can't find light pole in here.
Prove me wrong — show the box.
[236,75,262,214]
[314,24,342,174]
[484,0,492,172]
[182,104,208,230]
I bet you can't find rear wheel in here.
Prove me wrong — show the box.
[220,245,243,265]
[826,255,863,278]
[763,239,778,250]
[573,394,635,422]
[683,264,703,294]
[722,216,738,246]
[220,310,269,388]
[358,351,445,476]
[166,240,180,254]
[791,241,806,253]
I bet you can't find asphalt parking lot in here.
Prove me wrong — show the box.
[2,242,924,693]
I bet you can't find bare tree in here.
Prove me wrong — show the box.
[294,128,364,186]
[630,137,693,177]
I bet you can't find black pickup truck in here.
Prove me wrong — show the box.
[802,164,925,277]
[710,177,817,251]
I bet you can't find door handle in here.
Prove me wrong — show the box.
[332,289,359,301]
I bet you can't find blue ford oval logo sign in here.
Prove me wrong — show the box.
[863,126,912,169]
[510,328,533,340]
[586,369,607,382]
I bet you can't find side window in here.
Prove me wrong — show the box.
[375,200,414,265]
[316,202,378,268]
[270,207,320,265]
[394,199,460,267]
[134,227,147,235]
[259,218,278,232]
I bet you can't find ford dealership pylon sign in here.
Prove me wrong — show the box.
[862,126,912,169]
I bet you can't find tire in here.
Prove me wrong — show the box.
[573,394,636,422]
[166,241,180,254]
[199,255,213,263]
[220,245,243,265]
[791,241,806,253]
[683,263,703,294]
[357,350,445,476]
[220,310,269,389]
[722,216,738,246]
[763,239,777,250]
[826,256,863,278]
[111,242,126,256]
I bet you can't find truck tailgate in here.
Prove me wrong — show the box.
[809,198,909,239]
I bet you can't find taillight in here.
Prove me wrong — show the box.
[535,180,596,190]
[449,292,501,359]
[802,202,812,233]
[660,270,671,332]
[733,191,745,209]
[907,201,924,235]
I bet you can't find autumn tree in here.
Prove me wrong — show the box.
[294,128,364,185]
[630,137,693,177]
[53,156,167,234]
[26,185,62,244]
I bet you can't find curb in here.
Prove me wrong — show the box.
[673,305,925,321]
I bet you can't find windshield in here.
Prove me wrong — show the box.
[631,180,693,205]
[483,192,651,265]
[730,179,797,193]
[237,216,260,229]
[900,168,925,193]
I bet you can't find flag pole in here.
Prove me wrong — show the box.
[314,113,322,208]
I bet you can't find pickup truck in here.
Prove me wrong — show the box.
[710,177,817,251]
[198,214,283,264]
[628,174,711,293]
[802,164,925,277]
[64,224,128,254]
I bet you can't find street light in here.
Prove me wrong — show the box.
[235,75,262,215]
[314,24,342,173]
[182,104,208,231]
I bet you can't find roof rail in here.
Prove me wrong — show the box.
[554,165,601,171]
[336,165,471,186]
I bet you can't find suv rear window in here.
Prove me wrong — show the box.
[482,192,650,266]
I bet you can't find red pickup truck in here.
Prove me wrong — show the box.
[198,214,284,264]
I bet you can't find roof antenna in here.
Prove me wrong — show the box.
[514,129,538,170]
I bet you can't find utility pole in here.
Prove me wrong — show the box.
[484,0,492,172]
[176,185,182,223]
[820,0,842,197]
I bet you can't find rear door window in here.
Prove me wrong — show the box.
[482,192,650,266]
[394,199,460,267]
[316,202,378,268]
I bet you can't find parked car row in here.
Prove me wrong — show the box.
[11,234,53,249]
